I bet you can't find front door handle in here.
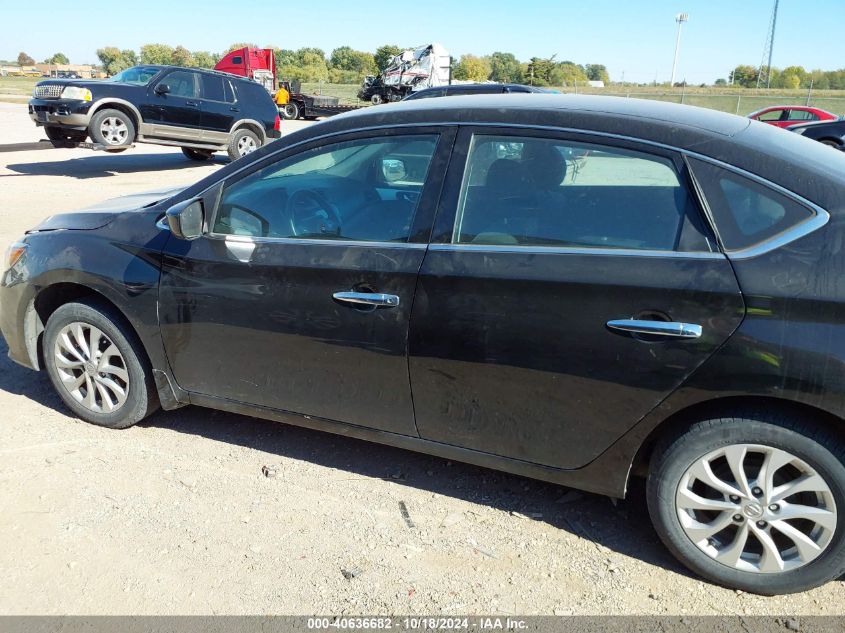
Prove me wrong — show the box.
[186,100,200,107]
[333,291,400,308]
[607,319,702,339]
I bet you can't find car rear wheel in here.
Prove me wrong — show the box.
[182,147,214,161]
[227,128,262,161]
[43,300,158,429]
[89,108,136,147]
[647,413,845,594]
[280,102,299,120]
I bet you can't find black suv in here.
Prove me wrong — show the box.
[29,65,281,161]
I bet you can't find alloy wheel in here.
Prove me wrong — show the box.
[676,444,836,573]
[237,135,258,157]
[99,116,129,145]
[53,322,130,413]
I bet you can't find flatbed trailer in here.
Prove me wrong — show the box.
[279,91,365,120]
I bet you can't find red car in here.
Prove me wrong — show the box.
[748,105,838,128]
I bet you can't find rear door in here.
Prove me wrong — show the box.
[408,127,745,469]
[199,73,237,143]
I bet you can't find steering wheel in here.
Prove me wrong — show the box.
[287,189,342,238]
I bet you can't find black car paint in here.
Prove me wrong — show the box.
[789,119,845,149]
[403,83,549,101]
[4,95,845,498]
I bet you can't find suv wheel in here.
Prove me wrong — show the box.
[228,128,261,161]
[43,300,158,429]
[89,108,136,147]
[647,413,845,594]
[182,147,214,161]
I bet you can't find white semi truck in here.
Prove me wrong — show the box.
[358,43,451,104]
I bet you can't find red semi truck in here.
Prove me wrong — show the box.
[214,47,362,120]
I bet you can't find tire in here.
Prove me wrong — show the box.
[181,147,214,161]
[88,108,136,147]
[820,139,842,149]
[370,93,384,105]
[44,126,85,148]
[647,412,845,594]
[227,128,262,161]
[280,102,299,120]
[43,300,158,429]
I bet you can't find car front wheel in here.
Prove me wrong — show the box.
[647,413,845,594]
[43,300,158,428]
[89,108,136,147]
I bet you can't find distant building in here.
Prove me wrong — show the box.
[35,64,97,78]
[587,80,605,88]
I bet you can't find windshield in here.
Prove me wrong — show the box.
[107,66,160,85]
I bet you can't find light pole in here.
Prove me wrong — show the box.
[670,13,689,86]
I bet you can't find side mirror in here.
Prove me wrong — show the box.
[381,158,407,183]
[154,83,170,95]
[166,198,204,240]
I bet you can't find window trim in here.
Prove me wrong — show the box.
[175,120,827,259]
[204,127,453,246]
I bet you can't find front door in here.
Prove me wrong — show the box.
[159,128,454,435]
[409,128,745,469]
[143,69,203,140]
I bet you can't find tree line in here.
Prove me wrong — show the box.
[13,46,845,91]
[727,65,845,90]
[90,43,609,87]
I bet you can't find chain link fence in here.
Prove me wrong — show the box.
[557,88,845,116]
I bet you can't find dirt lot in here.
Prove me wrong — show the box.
[0,102,841,616]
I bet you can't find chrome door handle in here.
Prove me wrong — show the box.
[607,319,702,339]
[333,291,400,308]
[186,100,199,107]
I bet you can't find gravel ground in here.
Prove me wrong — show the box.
[0,102,841,615]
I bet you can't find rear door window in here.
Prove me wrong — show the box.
[452,134,705,251]
[786,109,818,121]
[688,158,816,252]
[201,74,227,102]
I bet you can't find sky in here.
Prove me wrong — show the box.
[2,0,842,83]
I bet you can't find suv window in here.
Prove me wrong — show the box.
[201,74,229,102]
[223,80,236,103]
[163,70,199,98]
[688,158,815,251]
[453,135,699,251]
[213,135,439,242]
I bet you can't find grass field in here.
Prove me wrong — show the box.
[3,75,844,116]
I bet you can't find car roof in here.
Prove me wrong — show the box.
[133,64,254,83]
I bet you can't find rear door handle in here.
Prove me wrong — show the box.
[333,291,400,308]
[607,319,702,339]
[186,100,200,107]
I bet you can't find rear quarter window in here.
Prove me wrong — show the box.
[689,158,816,252]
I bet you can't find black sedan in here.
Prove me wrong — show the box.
[402,82,551,100]
[3,95,845,595]
[789,118,845,150]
